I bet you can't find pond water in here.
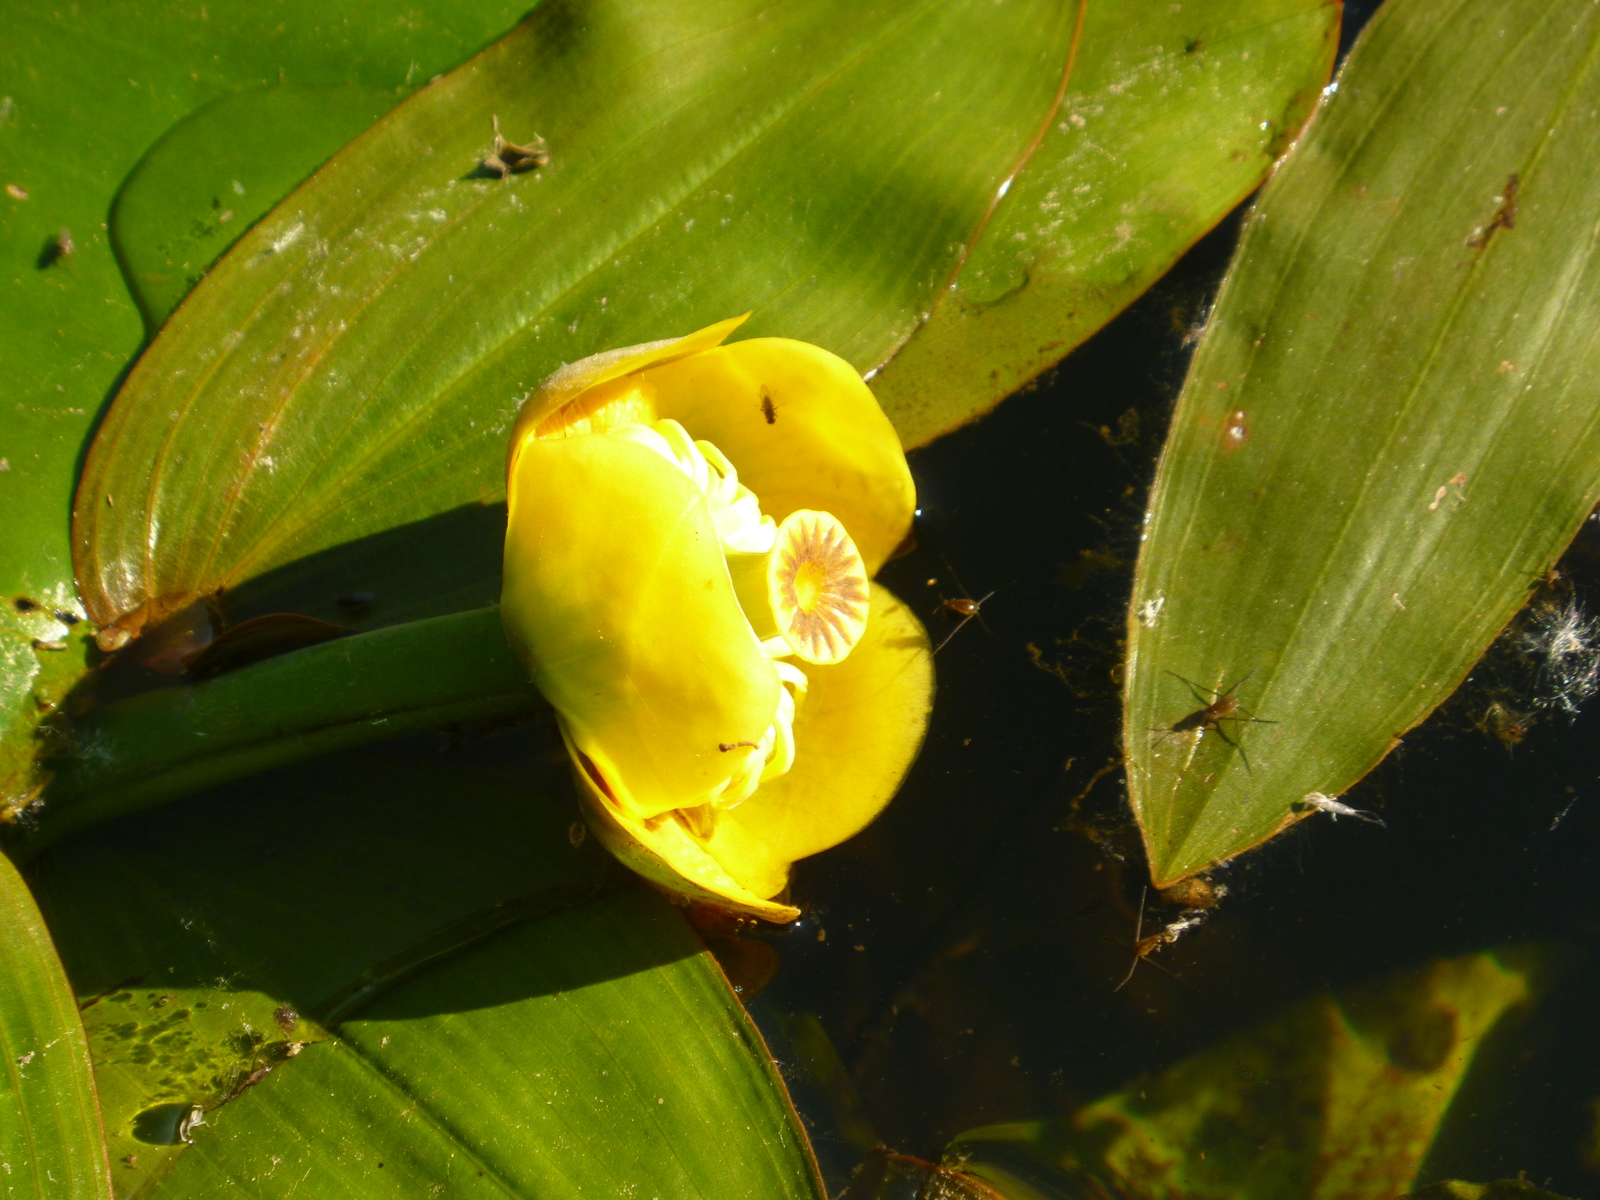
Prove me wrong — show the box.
[742,151,1600,1196]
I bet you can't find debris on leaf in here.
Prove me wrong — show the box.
[484,115,549,177]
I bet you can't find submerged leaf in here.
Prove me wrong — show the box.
[945,953,1530,1200]
[1405,1184,1576,1200]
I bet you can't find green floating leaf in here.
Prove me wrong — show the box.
[160,892,820,1199]
[73,0,1341,653]
[112,85,399,332]
[0,0,529,801]
[73,0,1085,645]
[0,853,113,1199]
[871,0,1339,447]
[1124,0,1600,884]
[38,733,820,1197]
[945,953,1530,1200]
[39,742,601,1193]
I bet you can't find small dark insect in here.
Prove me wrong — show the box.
[760,388,778,425]
[1466,173,1518,249]
[12,597,40,613]
[931,556,994,654]
[1527,563,1568,598]
[240,1066,271,1090]
[718,740,760,752]
[1152,670,1276,773]
[483,115,550,177]
[273,1005,298,1033]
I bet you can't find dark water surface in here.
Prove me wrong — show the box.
[746,88,1600,1191]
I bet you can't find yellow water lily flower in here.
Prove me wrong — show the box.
[502,316,933,921]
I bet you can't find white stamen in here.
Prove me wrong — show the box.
[709,661,808,811]
[609,420,775,553]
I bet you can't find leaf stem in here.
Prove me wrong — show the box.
[16,607,546,856]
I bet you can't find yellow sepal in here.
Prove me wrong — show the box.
[503,432,779,820]
[507,315,748,478]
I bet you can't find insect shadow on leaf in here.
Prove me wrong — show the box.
[35,227,73,269]
[1151,669,1276,774]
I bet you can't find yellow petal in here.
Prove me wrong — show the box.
[641,339,916,573]
[506,314,749,477]
[502,432,779,820]
[699,583,934,899]
[567,730,802,924]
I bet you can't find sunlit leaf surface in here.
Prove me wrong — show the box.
[1124,0,1600,884]
[0,0,528,802]
[71,0,1342,658]
[945,953,1530,1200]
[159,893,818,1198]
[871,0,1340,447]
[35,737,822,1198]
[72,0,1083,646]
[0,853,113,1199]
[113,86,400,333]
